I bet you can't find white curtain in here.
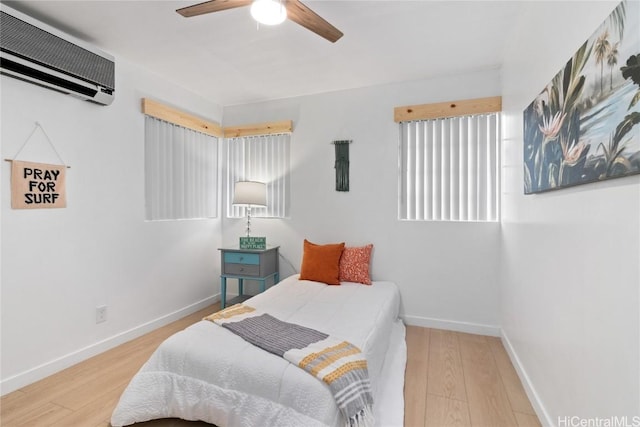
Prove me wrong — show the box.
[399,113,499,222]
[225,133,290,218]
[145,116,218,220]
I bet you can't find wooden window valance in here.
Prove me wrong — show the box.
[394,96,502,122]
[141,98,293,139]
[224,120,293,138]
[141,98,223,137]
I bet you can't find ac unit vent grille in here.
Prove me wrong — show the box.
[0,11,114,90]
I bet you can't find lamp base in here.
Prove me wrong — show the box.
[239,236,266,250]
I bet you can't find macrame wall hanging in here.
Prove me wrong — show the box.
[5,122,70,209]
[332,140,351,192]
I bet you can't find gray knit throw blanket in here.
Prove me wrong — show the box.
[205,304,374,427]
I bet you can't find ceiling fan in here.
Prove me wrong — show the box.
[176,0,343,43]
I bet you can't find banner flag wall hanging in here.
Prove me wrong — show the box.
[6,122,69,209]
[11,160,67,209]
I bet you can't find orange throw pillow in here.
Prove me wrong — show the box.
[339,244,373,285]
[299,239,345,285]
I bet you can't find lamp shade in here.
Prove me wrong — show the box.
[233,181,267,206]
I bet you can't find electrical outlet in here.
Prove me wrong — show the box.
[96,305,107,324]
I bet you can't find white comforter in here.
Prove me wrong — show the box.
[111,275,402,427]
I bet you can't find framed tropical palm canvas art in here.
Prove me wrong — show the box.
[523,0,640,194]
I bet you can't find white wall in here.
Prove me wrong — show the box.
[223,69,502,335]
[501,1,640,425]
[0,56,223,393]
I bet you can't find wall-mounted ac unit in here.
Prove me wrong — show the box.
[0,5,115,106]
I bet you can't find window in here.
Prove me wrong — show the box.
[144,116,218,220]
[225,133,290,218]
[398,113,500,222]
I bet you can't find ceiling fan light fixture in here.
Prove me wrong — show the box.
[250,0,287,26]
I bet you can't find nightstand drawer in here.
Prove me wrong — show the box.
[223,263,260,276]
[224,252,260,265]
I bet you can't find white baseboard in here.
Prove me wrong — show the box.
[501,330,554,427]
[0,294,219,396]
[402,314,501,337]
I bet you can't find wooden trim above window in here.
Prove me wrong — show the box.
[394,96,502,122]
[223,120,293,138]
[141,98,223,137]
[141,98,293,139]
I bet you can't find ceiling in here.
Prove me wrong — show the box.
[5,0,523,106]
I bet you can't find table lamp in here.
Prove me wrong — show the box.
[233,181,267,248]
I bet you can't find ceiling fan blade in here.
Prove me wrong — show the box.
[285,0,343,43]
[176,0,252,18]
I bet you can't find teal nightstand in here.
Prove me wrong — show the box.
[218,246,279,308]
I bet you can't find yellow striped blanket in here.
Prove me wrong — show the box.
[205,304,374,427]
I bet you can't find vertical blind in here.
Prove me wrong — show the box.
[145,116,218,220]
[225,133,290,218]
[399,113,500,222]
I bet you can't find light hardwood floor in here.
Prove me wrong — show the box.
[0,305,541,427]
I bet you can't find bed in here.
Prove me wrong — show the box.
[111,274,406,427]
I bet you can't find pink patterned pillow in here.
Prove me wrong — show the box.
[339,244,373,285]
